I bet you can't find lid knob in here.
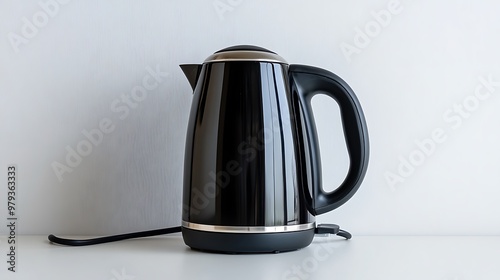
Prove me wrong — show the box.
[215,45,276,54]
[205,45,287,64]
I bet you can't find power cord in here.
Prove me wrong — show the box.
[48,224,350,246]
[314,224,352,239]
[48,227,181,246]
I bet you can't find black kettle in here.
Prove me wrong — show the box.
[180,45,369,253]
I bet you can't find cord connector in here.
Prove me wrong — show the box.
[314,224,352,240]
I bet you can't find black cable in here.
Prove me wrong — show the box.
[314,223,352,240]
[48,223,350,246]
[48,226,182,246]
[336,229,352,240]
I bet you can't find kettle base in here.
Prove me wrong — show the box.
[181,227,315,254]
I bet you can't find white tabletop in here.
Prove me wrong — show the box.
[0,235,498,280]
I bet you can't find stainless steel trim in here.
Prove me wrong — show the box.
[204,51,288,64]
[182,221,315,233]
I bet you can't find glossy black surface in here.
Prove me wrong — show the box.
[183,61,314,226]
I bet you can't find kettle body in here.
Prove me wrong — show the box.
[180,46,369,253]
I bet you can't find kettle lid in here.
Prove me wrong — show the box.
[204,45,287,64]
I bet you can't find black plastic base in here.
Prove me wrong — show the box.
[181,227,315,254]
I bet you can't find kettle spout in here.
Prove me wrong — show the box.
[180,64,202,92]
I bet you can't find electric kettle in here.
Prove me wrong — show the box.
[46,45,369,252]
[180,45,369,253]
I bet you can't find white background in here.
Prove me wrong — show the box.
[1,0,500,236]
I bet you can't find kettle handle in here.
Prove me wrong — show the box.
[289,64,369,215]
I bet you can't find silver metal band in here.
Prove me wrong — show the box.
[204,51,288,64]
[182,221,315,233]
